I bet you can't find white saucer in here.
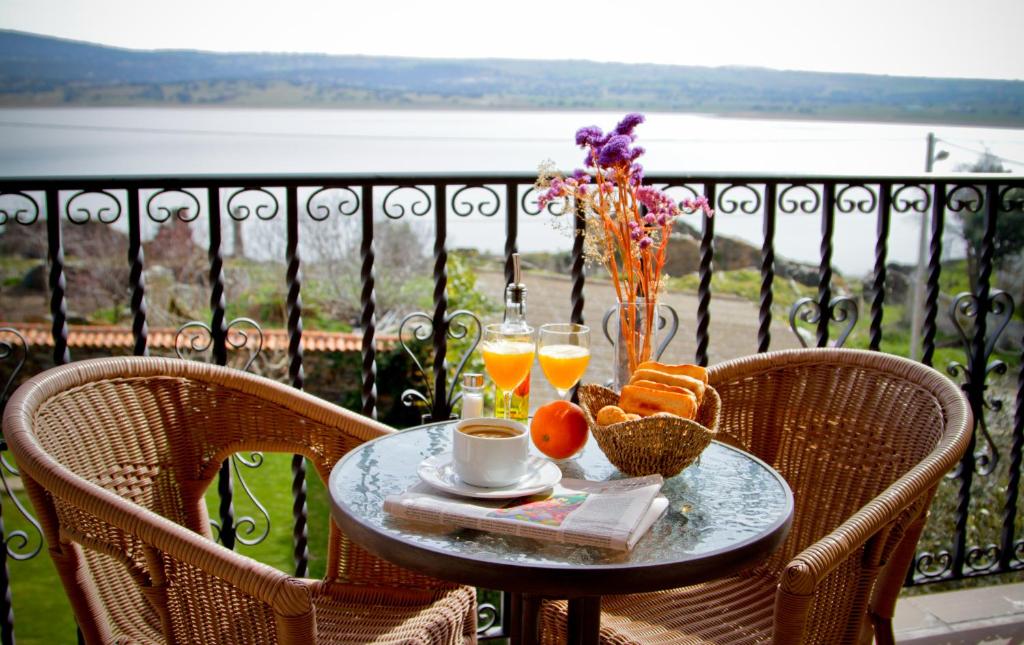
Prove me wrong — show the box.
[417,453,562,499]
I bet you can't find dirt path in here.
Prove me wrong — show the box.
[474,270,801,410]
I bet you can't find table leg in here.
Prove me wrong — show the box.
[566,596,601,645]
[509,593,542,645]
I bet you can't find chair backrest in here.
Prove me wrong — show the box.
[708,348,971,643]
[2,356,396,644]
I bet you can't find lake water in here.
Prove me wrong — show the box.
[2,107,1023,276]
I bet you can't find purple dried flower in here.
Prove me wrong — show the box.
[614,113,646,139]
[643,213,657,225]
[628,163,644,186]
[597,134,633,167]
[572,168,591,183]
[575,126,604,147]
[683,196,715,217]
[638,236,654,249]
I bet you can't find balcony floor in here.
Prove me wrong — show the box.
[895,582,1024,643]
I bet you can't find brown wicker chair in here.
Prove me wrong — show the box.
[539,348,972,645]
[2,356,477,644]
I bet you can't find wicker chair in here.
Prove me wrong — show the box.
[3,356,477,644]
[539,348,972,645]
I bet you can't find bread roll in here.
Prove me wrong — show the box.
[630,368,706,402]
[619,383,698,420]
[636,361,708,385]
[596,405,629,426]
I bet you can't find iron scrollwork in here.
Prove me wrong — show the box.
[174,318,270,546]
[945,184,984,213]
[382,186,432,220]
[788,296,858,348]
[145,188,202,223]
[227,187,280,221]
[892,184,931,214]
[451,185,500,218]
[912,550,953,581]
[0,328,43,562]
[601,304,680,362]
[476,602,499,635]
[65,189,123,225]
[521,185,568,217]
[946,290,1015,476]
[0,191,41,226]
[399,310,482,421]
[175,317,265,372]
[777,183,822,215]
[716,183,762,215]
[835,183,877,214]
[306,186,360,221]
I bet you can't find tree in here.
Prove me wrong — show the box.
[951,150,1024,298]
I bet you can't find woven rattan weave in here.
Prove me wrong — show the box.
[3,357,476,644]
[542,349,972,645]
[578,383,720,477]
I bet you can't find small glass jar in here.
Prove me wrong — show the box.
[461,373,485,419]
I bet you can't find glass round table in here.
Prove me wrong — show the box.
[329,421,793,644]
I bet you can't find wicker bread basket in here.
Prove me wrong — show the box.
[577,383,720,478]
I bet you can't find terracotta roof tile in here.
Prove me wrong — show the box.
[1,323,397,354]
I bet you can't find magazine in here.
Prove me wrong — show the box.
[383,475,668,551]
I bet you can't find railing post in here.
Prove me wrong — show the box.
[127,188,149,356]
[45,188,70,365]
[571,198,586,325]
[504,183,518,287]
[757,182,776,353]
[285,185,310,577]
[952,183,997,578]
[816,183,835,348]
[431,184,449,422]
[695,183,715,367]
[869,182,891,351]
[921,182,945,367]
[1002,323,1024,571]
[360,183,379,420]
[207,187,236,550]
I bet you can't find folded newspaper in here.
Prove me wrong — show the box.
[384,475,668,551]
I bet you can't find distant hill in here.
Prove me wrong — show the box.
[2,30,1023,126]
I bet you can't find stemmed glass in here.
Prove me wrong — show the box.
[480,323,536,420]
[537,323,591,399]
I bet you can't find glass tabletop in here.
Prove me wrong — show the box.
[329,421,793,579]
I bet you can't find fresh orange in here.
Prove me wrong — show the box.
[530,400,589,460]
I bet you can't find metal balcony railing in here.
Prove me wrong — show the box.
[0,172,1022,642]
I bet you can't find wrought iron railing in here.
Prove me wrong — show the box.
[0,173,1022,642]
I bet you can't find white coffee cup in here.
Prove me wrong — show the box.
[453,418,529,487]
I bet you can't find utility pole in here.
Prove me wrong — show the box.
[909,132,947,361]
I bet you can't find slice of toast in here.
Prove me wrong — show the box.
[619,383,697,420]
[635,361,708,385]
[630,368,706,402]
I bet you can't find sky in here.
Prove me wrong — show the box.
[1,0,1023,81]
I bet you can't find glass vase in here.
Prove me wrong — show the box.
[612,298,659,392]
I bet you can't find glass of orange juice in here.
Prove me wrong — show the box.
[481,323,536,420]
[537,323,591,399]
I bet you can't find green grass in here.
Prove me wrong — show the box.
[667,268,820,314]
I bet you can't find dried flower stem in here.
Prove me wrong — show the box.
[536,113,712,376]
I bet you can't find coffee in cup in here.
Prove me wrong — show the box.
[453,418,529,487]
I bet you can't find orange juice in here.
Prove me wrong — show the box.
[538,344,591,392]
[481,340,535,391]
